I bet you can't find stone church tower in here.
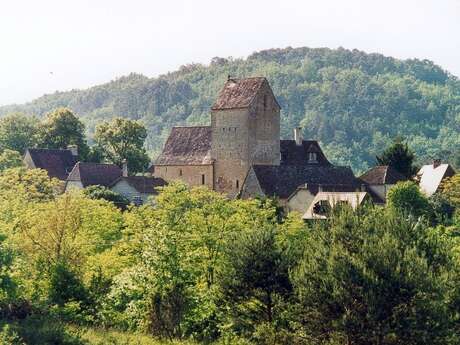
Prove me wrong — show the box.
[211,77,281,195]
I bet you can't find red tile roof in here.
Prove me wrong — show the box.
[359,166,406,185]
[67,162,122,187]
[155,126,212,165]
[111,176,167,194]
[27,148,78,180]
[212,77,274,110]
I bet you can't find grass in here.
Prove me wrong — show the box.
[0,316,196,345]
[77,327,196,345]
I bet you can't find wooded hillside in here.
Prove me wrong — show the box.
[2,47,459,172]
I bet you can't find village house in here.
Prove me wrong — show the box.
[417,159,456,197]
[65,161,122,191]
[359,165,407,204]
[302,191,371,220]
[110,175,167,205]
[23,146,79,181]
[154,77,360,209]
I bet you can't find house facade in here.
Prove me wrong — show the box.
[110,176,167,205]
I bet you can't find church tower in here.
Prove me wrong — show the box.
[211,77,281,196]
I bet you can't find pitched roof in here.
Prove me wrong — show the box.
[111,176,167,194]
[417,163,456,197]
[155,126,212,165]
[67,162,122,187]
[26,148,78,180]
[359,165,406,185]
[303,192,369,220]
[250,165,359,199]
[212,77,278,110]
[280,140,331,166]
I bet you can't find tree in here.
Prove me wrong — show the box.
[0,113,38,154]
[219,225,291,332]
[0,167,59,202]
[376,138,418,178]
[36,108,89,159]
[94,118,150,174]
[441,174,460,208]
[83,185,130,209]
[292,206,457,344]
[0,150,22,172]
[387,181,432,219]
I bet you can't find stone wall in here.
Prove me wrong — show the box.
[211,81,281,196]
[154,164,214,189]
[248,82,280,165]
[211,108,251,196]
[239,168,264,199]
[286,187,315,215]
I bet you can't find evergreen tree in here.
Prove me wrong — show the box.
[376,138,418,178]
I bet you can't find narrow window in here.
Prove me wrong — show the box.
[201,174,205,185]
[263,95,267,110]
[236,179,239,189]
[179,169,182,176]
[308,152,318,163]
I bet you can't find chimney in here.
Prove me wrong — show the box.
[294,127,302,146]
[67,145,78,157]
[433,159,442,168]
[122,159,128,177]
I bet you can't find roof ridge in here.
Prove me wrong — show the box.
[172,125,211,128]
[383,166,388,184]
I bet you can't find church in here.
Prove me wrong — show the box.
[153,76,360,212]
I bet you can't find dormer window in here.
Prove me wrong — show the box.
[308,152,318,163]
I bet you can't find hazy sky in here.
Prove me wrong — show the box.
[0,0,459,106]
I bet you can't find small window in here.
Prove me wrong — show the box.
[263,95,267,110]
[308,152,318,163]
[179,169,182,176]
[201,174,205,185]
[236,179,239,189]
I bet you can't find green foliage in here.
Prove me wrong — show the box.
[0,167,59,202]
[48,262,87,307]
[387,181,432,218]
[36,108,90,159]
[94,118,150,174]
[83,185,130,209]
[442,174,460,208]
[0,315,85,345]
[292,206,457,344]
[0,325,24,345]
[0,113,38,154]
[1,47,459,172]
[376,137,418,178]
[219,225,291,334]
[0,150,22,172]
[0,235,17,305]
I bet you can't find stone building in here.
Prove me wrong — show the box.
[154,76,359,204]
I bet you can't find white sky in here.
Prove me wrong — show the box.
[0,0,459,106]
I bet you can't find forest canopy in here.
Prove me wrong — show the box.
[1,46,459,172]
